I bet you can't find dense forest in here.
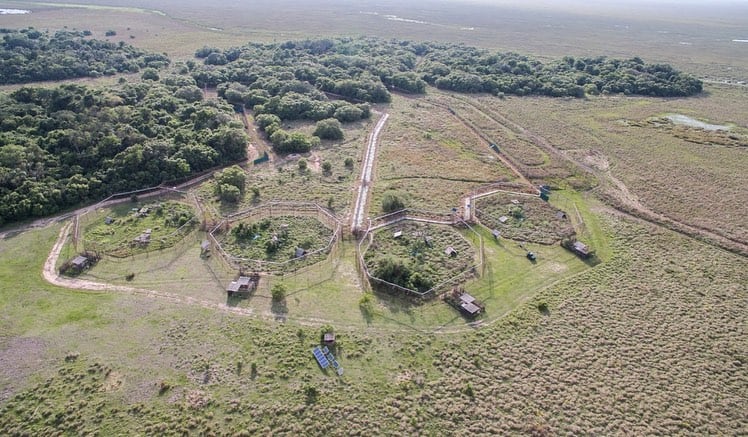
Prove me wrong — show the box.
[0,80,246,224]
[0,27,169,84]
[0,33,704,226]
[192,37,702,105]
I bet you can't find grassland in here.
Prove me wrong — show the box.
[2,206,745,435]
[476,84,748,246]
[474,192,576,244]
[81,200,197,257]
[1,0,747,434]
[371,94,515,214]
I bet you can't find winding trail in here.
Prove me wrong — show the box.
[41,222,511,333]
[351,112,389,232]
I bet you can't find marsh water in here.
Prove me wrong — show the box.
[666,114,729,131]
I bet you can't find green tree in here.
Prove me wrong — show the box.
[141,68,160,81]
[271,283,287,302]
[382,193,405,213]
[218,165,246,190]
[321,161,332,175]
[218,184,241,202]
[313,118,344,140]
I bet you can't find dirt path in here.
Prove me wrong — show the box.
[351,112,389,232]
[425,97,537,192]
[309,152,322,172]
[41,221,502,333]
[458,96,748,255]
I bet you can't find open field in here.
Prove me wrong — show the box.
[476,84,748,246]
[1,0,747,434]
[2,207,745,434]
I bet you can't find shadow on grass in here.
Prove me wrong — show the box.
[271,298,288,321]
[582,255,602,267]
[226,294,247,307]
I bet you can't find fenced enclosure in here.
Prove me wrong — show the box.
[208,201,342,275]
[357,210,484,299]
[76,188,201,259]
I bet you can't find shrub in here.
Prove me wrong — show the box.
[255,114,281,131]
[303,384,319,404]
[537,301,549,314]
[218,184,241,202]
[141,68,159,81]
[313,118,344,140]
[382,193,405,213]
[271,284,286,302]
[359,293,376,319]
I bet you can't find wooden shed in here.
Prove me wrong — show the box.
[227,274,259,298]
[71,255,90,272]
[323,332,335,344]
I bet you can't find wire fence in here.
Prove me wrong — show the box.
[77,189,201,259]
[356,210,484,299]
[208,201,342,276]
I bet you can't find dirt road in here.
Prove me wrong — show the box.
[351,112,389,232]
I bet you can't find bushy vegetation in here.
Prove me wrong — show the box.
[214,166,246,203]
[424,49,702,97]
[313,118,344,140]
[193,37,701,114]
[0,27,169,84]
[0,82,246,225]
[220,215,332,266]
[364,222,476,294]
[381,193,405,213]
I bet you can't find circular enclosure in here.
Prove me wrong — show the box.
[81,199,199,258]
[210,202,340,274]
[474,192,574,244]
[362,220,480,297]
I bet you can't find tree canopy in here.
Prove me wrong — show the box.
[0,81,246,225]
[0,27,169,84]
[193,37,701,103]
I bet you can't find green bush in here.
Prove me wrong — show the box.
[382,193,405,213]
[271,284,287,301]
[313,118,344,140]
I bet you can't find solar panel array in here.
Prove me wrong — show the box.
[312,347,330,369]
[312,346,344,375]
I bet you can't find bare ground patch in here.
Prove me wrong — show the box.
[0,337,47,402]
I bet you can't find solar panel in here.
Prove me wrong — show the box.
[312,347,330,369]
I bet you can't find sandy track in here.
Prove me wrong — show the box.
[351,112,389,232]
